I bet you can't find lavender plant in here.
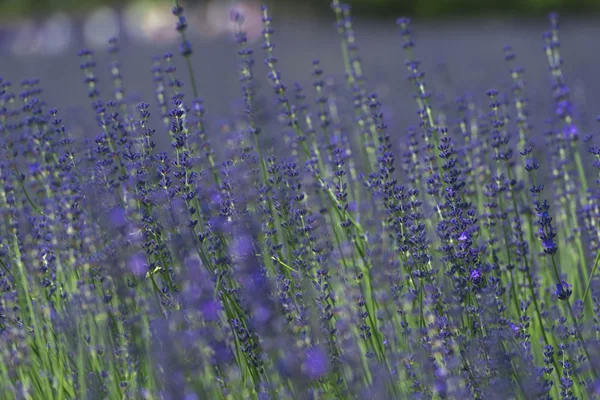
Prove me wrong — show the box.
[1,3,600,399]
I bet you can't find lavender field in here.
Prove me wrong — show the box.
[1,2,600,399]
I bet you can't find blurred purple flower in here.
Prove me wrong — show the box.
[128,253,146,277]
[555,99,572,118]
[562,123,578,140]
[200,300,221,322]
[303,346,329,380]
[232,234,253,258]
[253,305,271,323]
[109,206,127,227]
[28,162,40,174]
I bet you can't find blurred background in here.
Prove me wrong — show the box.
[1,0,599,144]
[2,0,600,18]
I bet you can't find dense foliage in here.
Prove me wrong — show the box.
[1,1,600,399]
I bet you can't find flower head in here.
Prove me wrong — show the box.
[562,123,578,141]
[554,280,572,301]
[469,268,483,286]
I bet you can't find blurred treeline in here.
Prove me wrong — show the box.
[1,0,599,17]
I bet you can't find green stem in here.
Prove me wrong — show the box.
[582,250,600,306]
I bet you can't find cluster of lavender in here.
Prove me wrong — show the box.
[1,2,600,399]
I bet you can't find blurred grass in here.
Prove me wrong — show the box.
[1,0,599,18]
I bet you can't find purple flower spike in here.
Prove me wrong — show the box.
[230,7,245,24]
[562,123,578,141]
[509,322,520,337]
[554,280,572,301]
[542,239,557,255]
[469,268,483,286]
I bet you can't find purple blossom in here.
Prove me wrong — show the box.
[554,280,572,301]
[303,347,329,380]
[562,123,578,140]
